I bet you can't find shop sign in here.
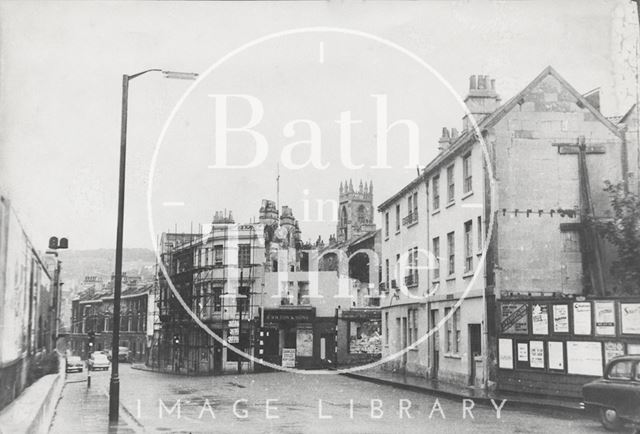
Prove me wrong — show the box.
[594,301,616,336]
[227,335,239,343]
[500,303,528,334]
[264,308,315,323]
[532,305,548,335]
[229,328,239,336]
[573,302,591,335]
[567,341,602,376]
[228,320,239,328]
[529,340,545,368]
[621,303,640,334]
[282,348,296,367]
[552,305,569,333]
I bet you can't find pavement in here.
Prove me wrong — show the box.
[49,370,142,434]
[341,368,584,414]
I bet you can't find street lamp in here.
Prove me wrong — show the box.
[109,68,198,423]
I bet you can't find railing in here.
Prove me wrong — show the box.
[402,211,419,226]
[404,273,419,287]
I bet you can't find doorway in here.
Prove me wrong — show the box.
[468,323,482,386]
[430,309,439,380]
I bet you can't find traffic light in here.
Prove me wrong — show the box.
[48,236,58,250]
[88,331,95,353]
[173,334,180,345]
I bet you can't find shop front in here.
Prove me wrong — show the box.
[259,307,336,370]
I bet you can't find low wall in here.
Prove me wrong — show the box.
[0,363,64,434]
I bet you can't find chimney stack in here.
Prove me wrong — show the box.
[438,127,451,152]
[463,74,500,130]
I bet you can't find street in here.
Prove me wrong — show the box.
[50,365,630,434]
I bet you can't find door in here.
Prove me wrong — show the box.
[468,324,482,386]
[213,338,223,374]
[430,309,439,380]
[402,317,408,371]
[320,332,335,367]
[256,328,279,372]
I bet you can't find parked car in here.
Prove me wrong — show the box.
[65,356,84,373]
[582,355,640,431]
[107,346,131,363]
[87,352,110,371]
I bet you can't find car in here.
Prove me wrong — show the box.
[582,354,640,431]
[65,356,84,373]
[107,346,131,363]
[87,352,110,371]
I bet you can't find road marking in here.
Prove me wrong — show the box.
[319,41,325,63]
[162,201,185,207]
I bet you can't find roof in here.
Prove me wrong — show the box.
[378,66,624,211]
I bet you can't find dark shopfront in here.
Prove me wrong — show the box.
[258,307,336,370]
[495,296,640,398]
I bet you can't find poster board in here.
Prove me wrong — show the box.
[296,326,313,357]
[604,342,625,364]
[552,305,569,333]
[567,341,602,376]
[548,341,564,371]
[573,302,592,335]
[529,340,545,369]
[498,338,513,369]
[627,343,640,355]
[532,305,548,335]
[594,301,616,336]
[500,303,528,334]
[621,303,640,334]
[282,348,296,367]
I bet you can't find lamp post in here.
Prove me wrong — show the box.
[109,68,198,423]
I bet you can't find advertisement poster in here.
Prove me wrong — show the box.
[627,344,640,355]
[498,338,513,369]
[532,305,549,335]
[282,348,296,368]
[517,343,529,362]
[501,303,529,334]
[621,303,640,334]
[529,340,545,368]
[604,342,625,363]
[553,305,569,333]
[595,301,616,336]
[296,327,314,357]
[567,341,603,376]
[573,302,592,335]
[548,341,564,370]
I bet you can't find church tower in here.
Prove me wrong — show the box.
[336,179,376,243]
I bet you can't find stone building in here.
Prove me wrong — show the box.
[378,66,639,395]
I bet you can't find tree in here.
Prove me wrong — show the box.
[594,181,640,295]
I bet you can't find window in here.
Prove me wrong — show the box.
[608,361,632,379]
[237,286,250,314]
[385,259,390,289]
[214,245,223,265]
[413,192,418,215]
[238,244,251,267]
[408,195,413,216]
[432,237,440,280]
[409,309,418,344]
[447,232,455,276]
[395,204,400,232]
[447,164,455,203]
[446,307,460,353]
[464,220,473,272]
[213,287,222,311]
[463,152,472,194]
[432,176,440,210]
[385,212,389,238]
[385,312,389,345]
[477,216,482,251]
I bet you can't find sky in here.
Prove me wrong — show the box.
[0,0,638,250]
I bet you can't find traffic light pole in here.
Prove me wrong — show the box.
[109,74,129,423]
